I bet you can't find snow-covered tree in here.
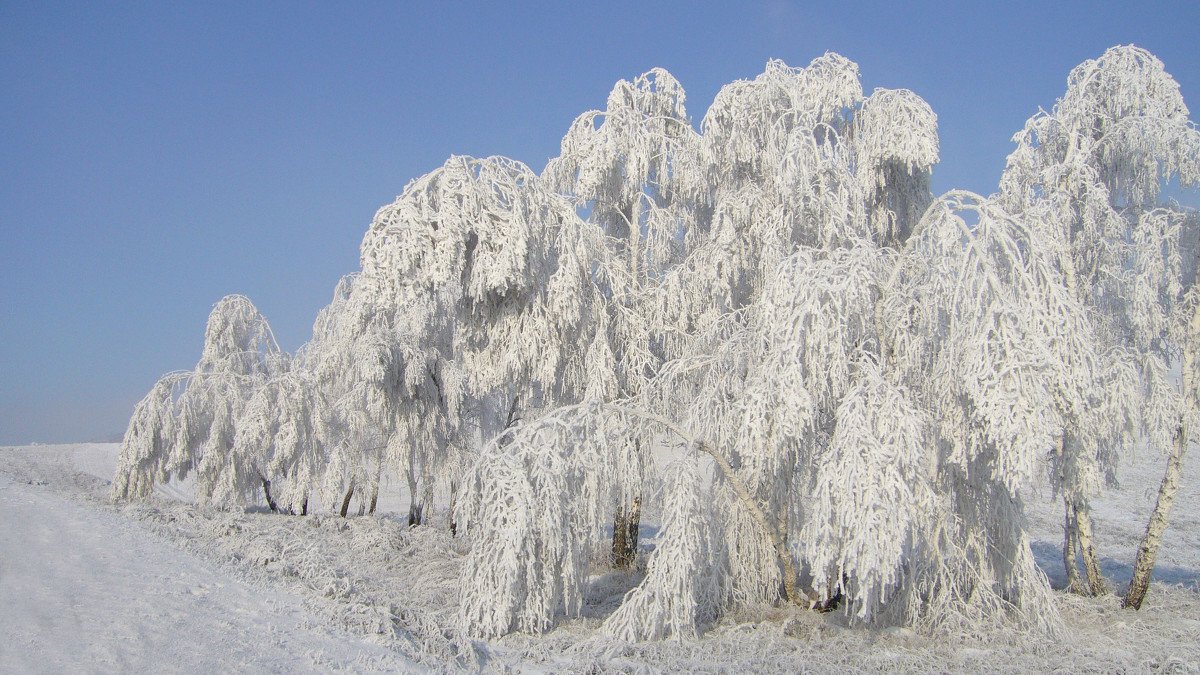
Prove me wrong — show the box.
[183,295,285,508]
[648,57,938,609]
[302,275,433,519]
[539,55,940,573]
[113,295,285,509]
[872,192,1091,630]
[999,44,1200,598]
[307,155,609,524]
[457,48,1089,637]
[544,68,710,566]
[232,368,326,515]
[111,370,190,501]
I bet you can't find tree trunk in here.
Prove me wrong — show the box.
[259,473,278,513]
[340,484,354,518]
[421,470,435,526]
[1123,424,1188,610]
[1075,503,1108,596]
[700,440,801,606]
[611,437,642,570]
[1063,499,1083,593]
[367,462,382,516]
[300,496,308,517]
[1063,497,1107,595]
[407,471,422,526]
[1126,302,1199,610]
[612,496,641,568]
[612,506,627,568]
[449,481,458,536]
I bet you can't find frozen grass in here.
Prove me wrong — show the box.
[1,442,1197,673]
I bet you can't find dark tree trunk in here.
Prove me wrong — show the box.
[612,495,641,569]
[259,473,278,513]
[367,463,382,517]
[340,484,354,518]
[406,467,421,526]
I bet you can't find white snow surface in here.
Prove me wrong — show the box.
[2,442,1198,673]
[0,445,416,674]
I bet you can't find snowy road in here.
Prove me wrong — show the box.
[0,472,411,674]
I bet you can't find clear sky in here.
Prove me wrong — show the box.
[2,0,1198,445]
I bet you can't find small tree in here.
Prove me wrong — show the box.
[303,276,437,519]
[232,369,325,515]
[113,295,284,509]
[111,371,189,501]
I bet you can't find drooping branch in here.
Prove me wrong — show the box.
[601,402,805,605]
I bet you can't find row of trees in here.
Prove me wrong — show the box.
[114,46,1199,638]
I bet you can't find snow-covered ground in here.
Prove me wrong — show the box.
[1,442,1197,673]
[0,445,418,673]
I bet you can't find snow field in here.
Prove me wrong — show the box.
[2,442,1197,672]
[0,453,417,673]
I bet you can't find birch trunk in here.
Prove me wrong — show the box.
[1123,425,1188,609]
[1063,500,1083,593]
[1125,302,1200,609]
[259,473,278,513]
[1075,504,1108,595]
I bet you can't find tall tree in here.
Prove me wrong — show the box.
[328,154,607,524]
[544,69,708,567]
[999,45,1200,598]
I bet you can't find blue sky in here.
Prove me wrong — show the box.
[2,1,1198,444]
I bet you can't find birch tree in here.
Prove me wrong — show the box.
[113,295,285,509]
[111,370,190,501]
[323,154,608,524]
[999,44,1200,597]
[544,68,708,566]
[232,369,326,515]
[303,275,439,520]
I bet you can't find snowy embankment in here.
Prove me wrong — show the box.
[2,442,1198,673]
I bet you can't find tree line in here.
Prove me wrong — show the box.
[113,46,1199,639]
